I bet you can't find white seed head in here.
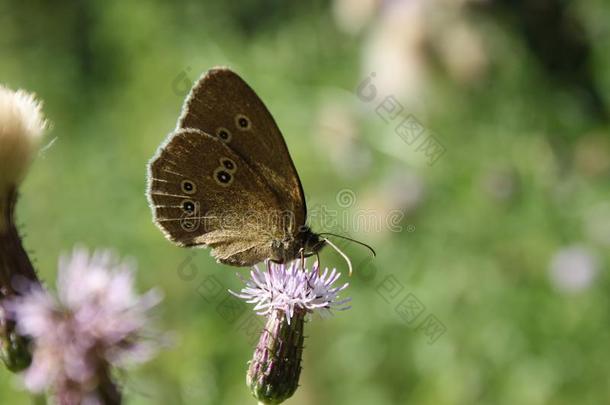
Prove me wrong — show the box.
[0,85,47,193]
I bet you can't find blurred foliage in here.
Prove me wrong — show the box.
[0,0,609,404]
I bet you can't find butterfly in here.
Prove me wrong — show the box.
[147,67,368,271]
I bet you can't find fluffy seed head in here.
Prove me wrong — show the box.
[0,85,47,195]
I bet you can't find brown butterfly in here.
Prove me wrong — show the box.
[147,67,368,270]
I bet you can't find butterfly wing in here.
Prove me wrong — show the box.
[147,128,290,266]
[177,68,307,232]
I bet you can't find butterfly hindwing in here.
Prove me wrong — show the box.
[177,68,307,233]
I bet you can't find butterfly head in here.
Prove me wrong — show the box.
[270,226,325,264]
[298,226,325,257]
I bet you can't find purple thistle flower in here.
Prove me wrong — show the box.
[234,260,351,404]
[232,260,350,324]
[4,247,162,404]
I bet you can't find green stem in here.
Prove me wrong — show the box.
[0,186,37,372]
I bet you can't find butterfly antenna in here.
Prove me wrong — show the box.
[319,232,376,257]
[323,237,353,276]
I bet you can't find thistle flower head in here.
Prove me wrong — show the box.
[232,260,351,324]
[4,247,161,401]
[238,260,351,404]
[0,85,47,196]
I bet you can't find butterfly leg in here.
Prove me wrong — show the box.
[299,248,305,271]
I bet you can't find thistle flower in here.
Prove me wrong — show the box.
[5,247,162,404]
[233,261,350,404]
[232,260,351,324]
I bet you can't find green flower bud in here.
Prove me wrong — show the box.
[247,309,306,404]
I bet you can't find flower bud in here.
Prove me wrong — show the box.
[0,316,31,372]
[247,309,305,404]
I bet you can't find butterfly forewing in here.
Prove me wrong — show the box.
[177,68,306,230]
[147,128,290,265]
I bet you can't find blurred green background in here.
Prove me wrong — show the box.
[1,0,610,403]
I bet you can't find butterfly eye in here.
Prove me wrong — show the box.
[180,180,197,195]
[235,114,251,130]
[216,127,232,142]
[219,157,237,172]
[181,200,196,213]
[214,168,233,186]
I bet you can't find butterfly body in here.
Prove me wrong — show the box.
[269,226,324,264]
[147,68,324,266]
